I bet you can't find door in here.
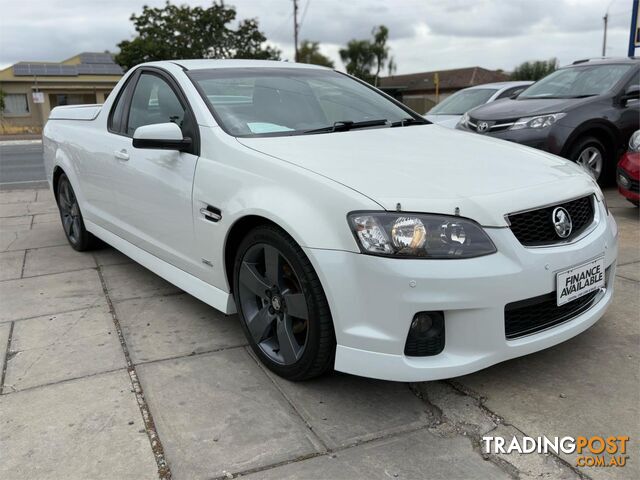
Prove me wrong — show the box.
[115,70,203,276]
[78,73,136,232]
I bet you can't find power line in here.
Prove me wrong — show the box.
[299,0,311,30]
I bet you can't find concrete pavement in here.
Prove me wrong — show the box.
[0,187,638,480]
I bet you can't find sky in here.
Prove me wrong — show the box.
[0,0,636,74]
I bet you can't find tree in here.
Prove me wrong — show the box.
[339,25,393,85]
[511,58,558,81]
[298,40,334,68]
[339,40,375,83]
[370,26,389,86]
[115,1,280,70]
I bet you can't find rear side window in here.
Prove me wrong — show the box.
[108,76,137,134]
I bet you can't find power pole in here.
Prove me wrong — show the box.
[602,13,608,57]
[293,0,299,62]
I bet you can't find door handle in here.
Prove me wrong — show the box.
[114,149,129,161]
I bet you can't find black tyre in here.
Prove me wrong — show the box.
[56,173,99,251]
[569,136,610,185]
[233,225,335,381]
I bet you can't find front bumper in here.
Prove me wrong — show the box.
[304,201,617,382]
[456,123,569,155]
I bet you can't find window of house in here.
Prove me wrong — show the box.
[3,94,30,115]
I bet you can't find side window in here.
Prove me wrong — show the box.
[127,73,185,136]
[109,76,134,134]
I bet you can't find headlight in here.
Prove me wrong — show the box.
[629,131,640,152]
[347,212,497,259]
[510,113,566,130]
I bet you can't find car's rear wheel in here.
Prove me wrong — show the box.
[569,136,609,184]
[56,173,98,251]
[233,225,335,381]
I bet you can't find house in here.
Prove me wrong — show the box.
[379,66,510,114]
[0,52,123,134]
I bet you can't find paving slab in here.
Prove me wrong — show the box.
[616,261,639,282]
[243,428,509,480]
[4,306,125,392]
[0,221,67,252]
[0,189,36,204]
[0,215,32,230]
[0,269,106,323]
[32,212,59,224]
[35,188,55,203]
[93,246,133,266]
[0,250,24,281]
[615,214,640,266]
[136,349,322,479]
[0,370,158,480]
[23,244,96,277]
[269,370,434,449]
[101,262,181,302]
[0,200,57,217]
[456,276,640,480]
[116,293,246,364]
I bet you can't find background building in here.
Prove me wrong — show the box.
[379,66,509,113]
[0,52,123,134]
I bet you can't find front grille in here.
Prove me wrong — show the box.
[507,196,594,246]
[505,290,599,339]
[468,117,517,133]
[617,167,639,193]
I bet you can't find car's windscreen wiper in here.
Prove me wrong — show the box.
[304,119,388,134]
[389,117,429,127]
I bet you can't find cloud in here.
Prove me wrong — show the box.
[0,0,635,74]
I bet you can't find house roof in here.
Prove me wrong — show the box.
[379,67,509,92]
[0,52,123,83]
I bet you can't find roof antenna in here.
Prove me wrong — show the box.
[396,203,402,212]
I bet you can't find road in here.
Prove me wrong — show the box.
[0,142,46,188]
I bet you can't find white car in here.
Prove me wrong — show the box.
[425,81,533,128]
[43,60,617,382]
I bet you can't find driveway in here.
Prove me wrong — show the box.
[0,187,637,480]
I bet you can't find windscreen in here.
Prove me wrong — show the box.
[188,68,416,137]
[519,64,634,99]
[428,88,497,115]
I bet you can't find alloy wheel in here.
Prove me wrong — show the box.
[237,243,310,365]
[58,179,82,245]
[576,146,603,180]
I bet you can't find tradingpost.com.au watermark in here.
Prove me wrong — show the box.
[482,435,630,468]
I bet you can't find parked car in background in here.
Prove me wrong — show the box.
[617,130,639,206]
[424,81,532,128]
[457,58,640,184]
[44,60,617,382]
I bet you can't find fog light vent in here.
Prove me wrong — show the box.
[404,311,445,357]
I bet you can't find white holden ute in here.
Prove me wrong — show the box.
[43,60,618,381]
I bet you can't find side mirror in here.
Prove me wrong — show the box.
[621,85,640,105]
[132,122,191,151]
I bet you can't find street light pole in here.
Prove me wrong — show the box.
[293,0,299,62]
[602,13,608,57]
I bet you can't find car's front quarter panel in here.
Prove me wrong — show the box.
[191,126,380,292]
[307,200,617,382]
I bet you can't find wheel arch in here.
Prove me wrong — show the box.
[224,214,289,294]
[560,120,619,160]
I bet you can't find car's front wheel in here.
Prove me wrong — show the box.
[570,136,608,184]
[233,225,335,381]
[56,173,98,251]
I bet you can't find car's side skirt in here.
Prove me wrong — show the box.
[85,219,237,314]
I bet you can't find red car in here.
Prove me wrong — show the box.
[618,131,640,206]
